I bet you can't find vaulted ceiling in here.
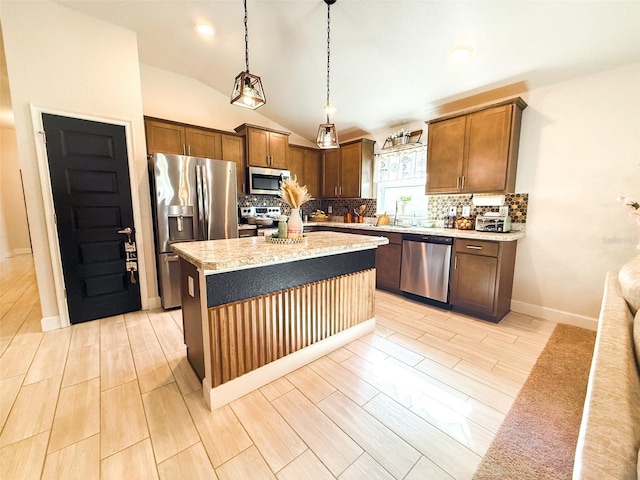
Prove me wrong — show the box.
[5,1,640,140]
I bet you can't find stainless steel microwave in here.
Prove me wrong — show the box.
[248,166,290,196]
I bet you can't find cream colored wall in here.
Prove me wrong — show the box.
[0,1,158,327]
[512,62,639,326]
[140,64,315,148]
[0,127,31,258]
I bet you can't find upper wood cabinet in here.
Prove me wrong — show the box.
[288,145,320,198]
[221,134,246,194]
[235,124,290,169]
[145,119,185,155]
[145,118,222,158]
[426,97,527,194]
[185,127,222,159]
[144,117,245,194]
[321,138,375,198]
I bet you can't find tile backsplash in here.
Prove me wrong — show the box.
[239,193,528,223]
[427,193,528,223]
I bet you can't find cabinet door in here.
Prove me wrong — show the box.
[303,149,320,198]
[425,117,466,193]
[376,243,402,291]
[340,142,362,198]
[268,132,288,169]
[288,146,305,186]
[185,128,222,159]
[222,134,246,194]
[322,149,341,197]
[247,128,269,167]
[451,253,497,316]
[463,105,512,193]
[145,120,185,155]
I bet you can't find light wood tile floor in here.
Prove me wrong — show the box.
[0,254,557,479]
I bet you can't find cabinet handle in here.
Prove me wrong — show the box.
[466,245,482,250]
[339,186,342,196]
[456,177,460,189]
[182,144,186,155]
[187,145,191,156]
[454,256,458,269]
[461,176,465,189]
[334,186,337,196]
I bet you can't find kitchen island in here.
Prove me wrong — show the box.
[171,231,388,410]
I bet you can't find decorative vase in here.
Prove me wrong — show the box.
[287,208,303,239]
[392,136,408,146]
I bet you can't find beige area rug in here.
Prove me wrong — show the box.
[473,324,596,480]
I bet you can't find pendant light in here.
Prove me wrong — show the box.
[316,0,339,149]
[231,0,266,109]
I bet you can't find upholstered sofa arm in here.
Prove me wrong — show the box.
[573,272,640,480]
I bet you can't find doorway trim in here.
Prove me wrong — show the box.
[30,104,151,329]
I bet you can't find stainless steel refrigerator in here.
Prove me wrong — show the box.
[149,153,238,309]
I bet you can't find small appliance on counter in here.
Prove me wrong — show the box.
[475,213,512,232]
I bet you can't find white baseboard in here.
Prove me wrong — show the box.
[41,315,62,331]
[146,296,162,310]
[510,300,598,331]
[204,318,376,410]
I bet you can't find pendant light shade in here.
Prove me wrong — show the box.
[316,123,339,149]
[231,71,266,109]
[317,0,339,149]
[231,0,266,109]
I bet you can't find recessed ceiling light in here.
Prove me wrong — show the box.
[452,44,473,62]
[195,23,214,36]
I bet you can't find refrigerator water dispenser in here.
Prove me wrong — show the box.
[167,204,194,242]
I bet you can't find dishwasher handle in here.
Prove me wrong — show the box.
[402,234,453,245]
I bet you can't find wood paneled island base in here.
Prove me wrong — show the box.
[171,232,388,410]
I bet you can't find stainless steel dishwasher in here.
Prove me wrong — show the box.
[400,234,453,305]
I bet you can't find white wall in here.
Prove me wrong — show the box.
[0,127,31,258]
[140,64,315,148]
[0,0,158,327]
[512,63,639,326]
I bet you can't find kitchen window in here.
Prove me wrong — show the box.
[374,145,428,216]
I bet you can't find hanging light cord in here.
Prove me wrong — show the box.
[325,1,331,122]
[244,0,250,72]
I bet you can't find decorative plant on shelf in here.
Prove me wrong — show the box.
[387,128,412,141]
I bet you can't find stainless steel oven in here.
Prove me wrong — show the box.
[248,166,290,195]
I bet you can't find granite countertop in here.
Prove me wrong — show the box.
[171,231,389,273]
[304,221,525,242]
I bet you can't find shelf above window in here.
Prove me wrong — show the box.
[381,129,424,151]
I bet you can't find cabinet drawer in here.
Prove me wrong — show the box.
[455,239,499,257]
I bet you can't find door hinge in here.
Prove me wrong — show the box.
[63,289,67,299]
[37,130,47,145]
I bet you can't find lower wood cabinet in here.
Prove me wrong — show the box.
[350,229,402,293]
[450,238,517,322]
